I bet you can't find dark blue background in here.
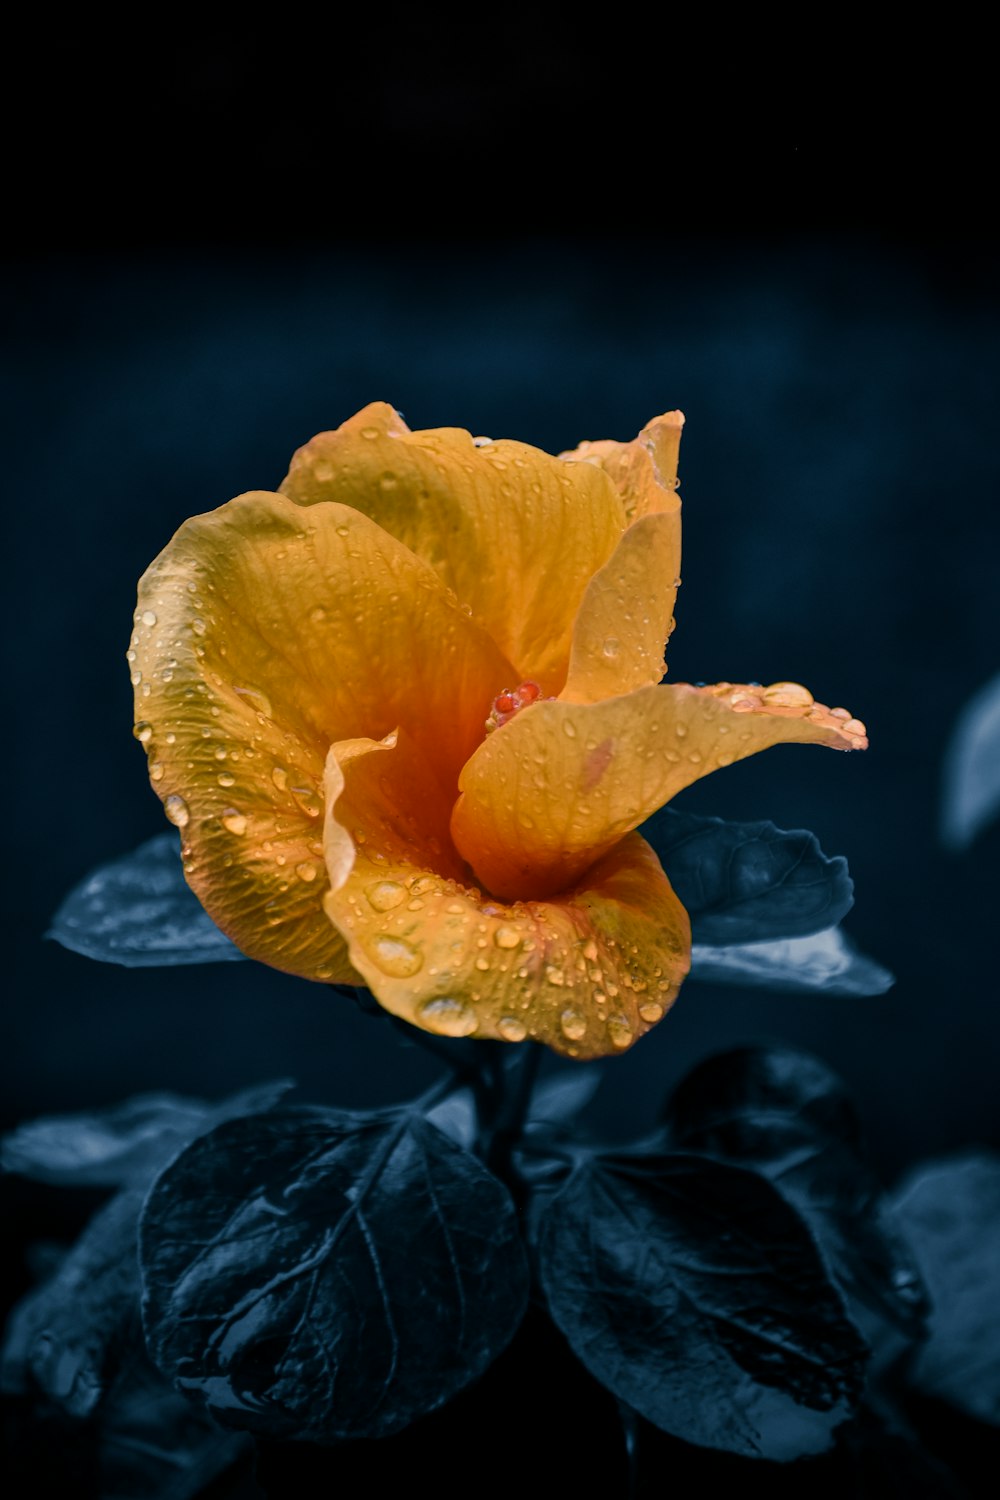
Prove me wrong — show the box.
[5,234,998,1177]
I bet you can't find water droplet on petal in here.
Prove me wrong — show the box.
[494,925,521,949]
[133,721,153,743]
[560,1008,587,1040]
[271,766,288,791]
[763,681,814,708]
[497,1015,527,1042]
[296,861,318,882]
[602,638,620,658]
[366,880,406,911]
[150,762,164,782]
[141,609,157,626]
[221,809,248,836]
[417,996,478,1036]
[546,966,566,986]
[607,1015,633,1048]
[217,772,235,787]
[367,934,423,977]
[165,795,190,828]
[639,1000,665,1023]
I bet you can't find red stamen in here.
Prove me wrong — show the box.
[485,679,554,734]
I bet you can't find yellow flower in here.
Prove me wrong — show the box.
[130,403,867,1059]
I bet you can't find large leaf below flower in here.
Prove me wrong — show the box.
[665,1048,929,1337]
[536,1151,868,1460]
[139,1107,529,1442]
[646,807,855,945]
[689,926,894,996]
[49,834,246,967]
[890,1151,1000,1425]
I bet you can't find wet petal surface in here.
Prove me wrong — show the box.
[452,681,867,900]
[130,490,511,980]
[322,733,690,1059]
[280,402,627,693]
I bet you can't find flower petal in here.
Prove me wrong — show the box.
[562,409,685,522]
[560,512,681,703]
[322,735,690,1059]
[559,411,684,703]
[280,402,627,693]
[130,490,512,981]
[452,682,868,900]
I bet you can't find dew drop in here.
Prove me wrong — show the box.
[560,1008,587,1040]
[309,606,327,624]
[367,934,423,977]
[562,721,578,739]
[133,721,153,744]
[164,794,189,828]
[234,685,273,717]
[638,1000,665,1023]
[271,766,288,791]
[296,861,318,882]
[217,772,235,787]
[292,786,322,818]
[497,1015,527,1042]
[602,638,620,658]
[607,1014,634,1048]
[475,956,490,971]
[221,809,248,836]
[494,925,521,949]
[763,681,814,708]
[675,723,688,738]
[417,996,478,1036]
[366,880,406,911]
[150,762,164,782]
[140,609,157,626]
[546,966,566,986]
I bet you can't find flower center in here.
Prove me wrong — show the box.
[485,680,547,735]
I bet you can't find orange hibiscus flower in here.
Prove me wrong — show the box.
[129,404,866,1059]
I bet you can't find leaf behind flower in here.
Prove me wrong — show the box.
[648,807,855,944]
[689,925,894,996]
[940,672,1000,850]
[48,834,247,967]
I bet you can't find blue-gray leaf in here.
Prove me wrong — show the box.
[48,833,247,966]
[666,1048,929,1338]
[537,1150,868,1460]
[2,1080,294,1188]
[139,1107,530,1442]
[891,1151,1000,1426]
[645,807,854,944]
[941,672,1000,850]
[690,925,894,996]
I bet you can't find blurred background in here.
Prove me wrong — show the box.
[3,28,998,1187]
